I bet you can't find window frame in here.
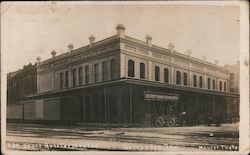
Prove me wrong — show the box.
[207,78,211,89]
[128,60,135,77]
[111,59,116,80]
[85,66,89,84]
[78,67,83,85]
[199,76,203,88]
[65,71,69,88]
[176,71,181,85]
[140,62,146,79]
[102,62,108,81]
[164,68,169,83]
[219,81,223,91]
[155,66,160,81]
[72,68,77,87]
[183,72,188,85]
[94,63,99,83]
[193,75,197,87]
[224,81,227,92]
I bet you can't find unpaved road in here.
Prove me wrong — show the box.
[5,123,239,152]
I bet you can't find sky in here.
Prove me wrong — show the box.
[2,2,240,73]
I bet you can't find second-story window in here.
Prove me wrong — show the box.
[176,71,181,85]
[111,59,116,80]
[85,66,89,84]
[79,67,82,85]
[224,81,227,92]
[183,73,187,85]
[164,68,169,83]
[94,64,99,83]
[155,66,160,81]
[128,60,135,77]
[213,79,216,90]
[199,76,203,88]
[193,75,197,87]
[60,72,63,89]
[219,81,222,91]
[102,62,108,81]
[65,71,69,88]
[72,68,76,87]
[207,78,211,89]
[140,63,145,79]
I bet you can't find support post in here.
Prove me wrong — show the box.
[83,89,86,122]
[104,86,107,123]
[212,95,215,112]
[129,83,132,124]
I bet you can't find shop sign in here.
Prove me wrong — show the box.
[144,91,178,101]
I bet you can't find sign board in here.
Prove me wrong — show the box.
[144,91,179,102]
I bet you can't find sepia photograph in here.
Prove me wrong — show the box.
[1,1,249,154]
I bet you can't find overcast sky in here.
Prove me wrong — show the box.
[2,2,240,73]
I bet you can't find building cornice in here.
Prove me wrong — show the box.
[121,35,229,73]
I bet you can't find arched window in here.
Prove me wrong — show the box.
[224,82,227,92]
[65,71,69,88]
[219,81,223,91]
[176,71,181,85]
[85,65,89,84]
[102,62,108,81]
[72,68,76,87]
[199,76,203,88]
[207,78,211,89]
[155,66,160,81]
[78,67,83,85]
[183,73,188,85]
[193,75,197,87]
[60,72,63,89]
[164,68,169,83]
[140,63,145,79]
[111,59,116,80]
[128,60,135,77]
[212,79,216,90]
[94,64,99,82]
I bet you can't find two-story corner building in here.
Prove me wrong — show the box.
[7,63,37,121]
[16,24,239,125]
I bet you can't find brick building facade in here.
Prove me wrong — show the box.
[7,63,37,120]
[7,24,239,124]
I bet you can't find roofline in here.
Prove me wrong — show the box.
[123,35,228,71]
[39,35,118,66]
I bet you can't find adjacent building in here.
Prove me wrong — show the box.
[7,24,239,124]
[7,63,37,120]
